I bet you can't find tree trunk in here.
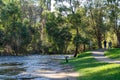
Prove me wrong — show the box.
[83,44,86,51]
[97,30,102,49]
[74,27,79,57]
[117,32,120,48]
[98,37,102,49]
[74,46,78,57]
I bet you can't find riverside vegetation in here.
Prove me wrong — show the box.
[0,0,120,57]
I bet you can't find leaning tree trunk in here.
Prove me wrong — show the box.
[74,27,79,57]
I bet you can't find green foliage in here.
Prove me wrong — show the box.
[1,3,21,21]
[56,28,72,53]
[0,2,33,55]
[0,29,4,46]
[73,34,83,47]
[46,13,72,54]
[20,25,32,46]
[68,13,81,28]
[0,0,120,55]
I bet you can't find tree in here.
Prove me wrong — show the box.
[106,0,120,47]
[85,0,108,48]
[46,12,72,54]
[55,0,84,57]
[0,1,32,55]
[68,13,82,57]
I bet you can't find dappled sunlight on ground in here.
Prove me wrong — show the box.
[17,69,79,80]
[92,50,120,64]
[69,51,120,80]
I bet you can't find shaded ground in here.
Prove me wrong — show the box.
[0,55,79,80]
[92,49,120,64]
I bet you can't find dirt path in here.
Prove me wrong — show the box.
[92,49,120,64]
[31,62,79,80]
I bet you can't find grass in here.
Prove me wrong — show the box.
[105,48,120,60]
[64,51,120,80]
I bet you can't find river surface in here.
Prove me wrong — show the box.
[0,55,78,80]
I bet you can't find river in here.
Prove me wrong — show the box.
[0,55,78,80]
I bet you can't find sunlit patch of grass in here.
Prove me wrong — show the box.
[105,48,120,60]
[64,51,120,80]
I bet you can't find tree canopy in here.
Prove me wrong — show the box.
[0,0,120,56]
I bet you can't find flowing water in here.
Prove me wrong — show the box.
[0,55,78,80]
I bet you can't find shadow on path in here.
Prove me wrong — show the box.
[92,49,120,64]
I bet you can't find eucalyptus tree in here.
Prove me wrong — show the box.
[38,0,51,42]
[46,12,72,54]
[68,13,82,57]
[54,0,93,56]
[85,0,108,48]
[18,0,52,52]
[76,7,91,50]
[0,1,32,55]
[106,0,120,47]
[54,0,85,57]
[20,0,41,52]
[0,1,20,54]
